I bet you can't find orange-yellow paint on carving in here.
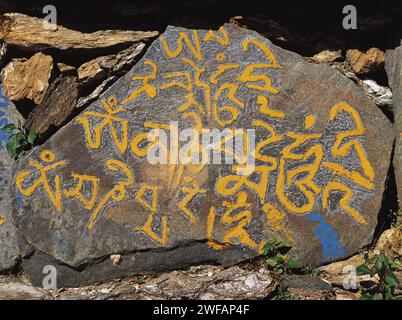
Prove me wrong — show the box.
[161,30,202,62]
[64,173,100,210]
[242,38,280,68]
[204,26,229,46]
[135,213,168,246]
[256,95,285,118]
[87,160,134,230]
[161,70,206,116]
[135,185,158,213]
[183,57,212,116]
[206,206,226,250]
[130,123,169,158]
[16,150,67,213]
[215,52,226,62]
[276,131,323,214]
[326,102,375,185]
[209,64,240,84]
[178,182,207,223]
[76,96,128,154]
[322,181,367,225]
[220,192,257,249]
[123,60,157,104]
[253,119,283,166]
[182,111,203,133]
[262,203,295,246]
[213,83,244,127]
[322,162,374,190]
[305,115,316,129]
[161,71,192,91]
[216,165,272,204]
[237,64,279,94]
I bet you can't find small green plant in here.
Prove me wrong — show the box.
[357,251,401,300]
[262,240,303,275]
[135,274,145,285]
[301,264,321,277]
[272,285,299,300]
[1,121,37,159]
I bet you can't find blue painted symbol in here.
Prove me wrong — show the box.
[17,189,22,210]
[308,213,346,262]
[0,89,13,150]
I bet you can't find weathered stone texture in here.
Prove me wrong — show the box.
[2,52,54,104]
[347,48,385,74]
[25,75,79,136]
[0,13,158,53]
[0,88,22,271]
[14,24,393,286]
[385,42,402,217]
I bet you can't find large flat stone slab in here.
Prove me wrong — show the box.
[0,13,158,53]
[14,24,393,286]
[385,42,402,216]
[0,88,22,271]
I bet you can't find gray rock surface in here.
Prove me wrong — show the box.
[385,42,402,217]
[0,87,22,271]
[14,24,393,286]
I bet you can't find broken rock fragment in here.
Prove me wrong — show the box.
[140,266,274,299]
[346,48,385,74]
[77,43,146,87]
[0,13,158,53]
[25,75,79,136]
[312,50,342,63]
[75,43,147,109]
[2,52,54,104]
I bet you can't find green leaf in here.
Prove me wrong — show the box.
[375,257,383,272]
[6,134,18,159]
[276,253,285,261]
[371,293,382,300]
[270,240,284,250]
[15,145,24,157]
[385,287,395,300]
[266,257,281,267]
[1,123,16,132]
[274,267,284,275]
[385,271,399,287]
[262,243,272,255]
[375,253,389,271]
[381,253,390,266]
[287,258,302,269]
[390,262,401,271]
[27,129,37,144]
[6,143,17,159]
[14,132,26,143]
[356,264,372,276]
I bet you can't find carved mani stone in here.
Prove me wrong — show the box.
[14,25,393,286]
